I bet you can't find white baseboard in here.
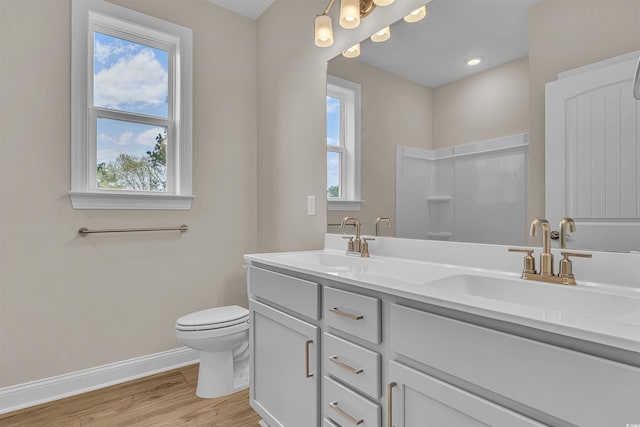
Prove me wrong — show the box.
[0,347,199,415]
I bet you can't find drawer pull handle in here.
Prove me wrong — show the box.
[329,307,364,320]
[387,382,397,427]
[305,339,314,378]
[329,401,364,425]
[329,355,364,375]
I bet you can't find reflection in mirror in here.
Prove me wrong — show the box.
[325,0,640,253]
[326,0,536,246]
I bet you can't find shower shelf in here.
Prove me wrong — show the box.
[426,196,452,203]
[427,231,452,239]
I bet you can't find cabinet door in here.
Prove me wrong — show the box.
[388,361,544,427]
[250,299,320,427]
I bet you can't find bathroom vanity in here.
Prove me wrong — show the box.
[244,235,640,427]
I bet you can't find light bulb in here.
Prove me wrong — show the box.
[315,15,333,47]
[371,26,390,42]
[373,0,395,6]
[340,0,360,29]
[467,57,482,66]
[342,43,361,58]
[404,5,427,23]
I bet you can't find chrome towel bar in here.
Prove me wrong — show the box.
[78,225,188,235]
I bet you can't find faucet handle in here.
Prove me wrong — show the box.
[508,248,537,275]
[558,251,592,284]
[361,236,375,258]
[342,235,355,252]
[560,251,591,258]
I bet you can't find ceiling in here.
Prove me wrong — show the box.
[206,0,273,19]
[354,0,543,88]
[206,0,542,88]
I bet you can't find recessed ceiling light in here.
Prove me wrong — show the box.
[467,57,482,66]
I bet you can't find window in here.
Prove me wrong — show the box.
[71,0,193,209]
[326,76,362,211]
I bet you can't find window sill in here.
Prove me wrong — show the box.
[69,191,194,210]
[327,199,364,211]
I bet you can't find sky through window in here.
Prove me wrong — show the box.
[94,32,168,165]
[327,96,340,194]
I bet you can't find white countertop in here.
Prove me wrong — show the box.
[245,236,640,354]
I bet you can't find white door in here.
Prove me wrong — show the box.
[546,50,640,252]
[250,299,320,427]
[387,361,544,427]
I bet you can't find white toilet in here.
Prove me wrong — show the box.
[175,305,250,398]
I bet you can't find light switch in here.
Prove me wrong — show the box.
[307,195,316,216]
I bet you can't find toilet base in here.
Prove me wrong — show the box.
[195,350,249,399]
[196,350,232,398]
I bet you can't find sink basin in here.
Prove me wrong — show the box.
[273,251,460,282]
[273,251,380,273]
[276,251,366,266]
[262,251,640,327]
[426,274,640,324]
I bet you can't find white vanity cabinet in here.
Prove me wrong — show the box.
[388,361,544,427]
[248,266,321,427]
[246,262,640,427]
[390,303,640,427]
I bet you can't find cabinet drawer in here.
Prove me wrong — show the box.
[323,376,380,427]
[248,266,320,319]
[324,287,380,344]
[324,333,381,399]
[390,304,640,426]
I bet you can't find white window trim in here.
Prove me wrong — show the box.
[71,0,194,209]
[327,75,362,211]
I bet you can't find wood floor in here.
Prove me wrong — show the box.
[0,364,261,427]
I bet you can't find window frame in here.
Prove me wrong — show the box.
[327,75,362,211]
[71,0,194,209]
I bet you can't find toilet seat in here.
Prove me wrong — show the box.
[176,305,249,332]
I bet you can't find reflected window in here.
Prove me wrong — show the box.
[326,95,343,197]
[326,76,361,210]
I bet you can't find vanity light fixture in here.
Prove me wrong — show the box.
[315,14,334,47]
[342,43,361,58]
[340,0,361,29]
[403,5,427,23]
[467,57,482,66]
[315,0,387,48]
[371,26,391,42]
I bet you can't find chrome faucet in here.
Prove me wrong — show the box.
[530,218,553,276]
[559,217,575,249]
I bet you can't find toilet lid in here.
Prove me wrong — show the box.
[176,305,249,331]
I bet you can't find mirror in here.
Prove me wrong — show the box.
[326,0,640,252]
